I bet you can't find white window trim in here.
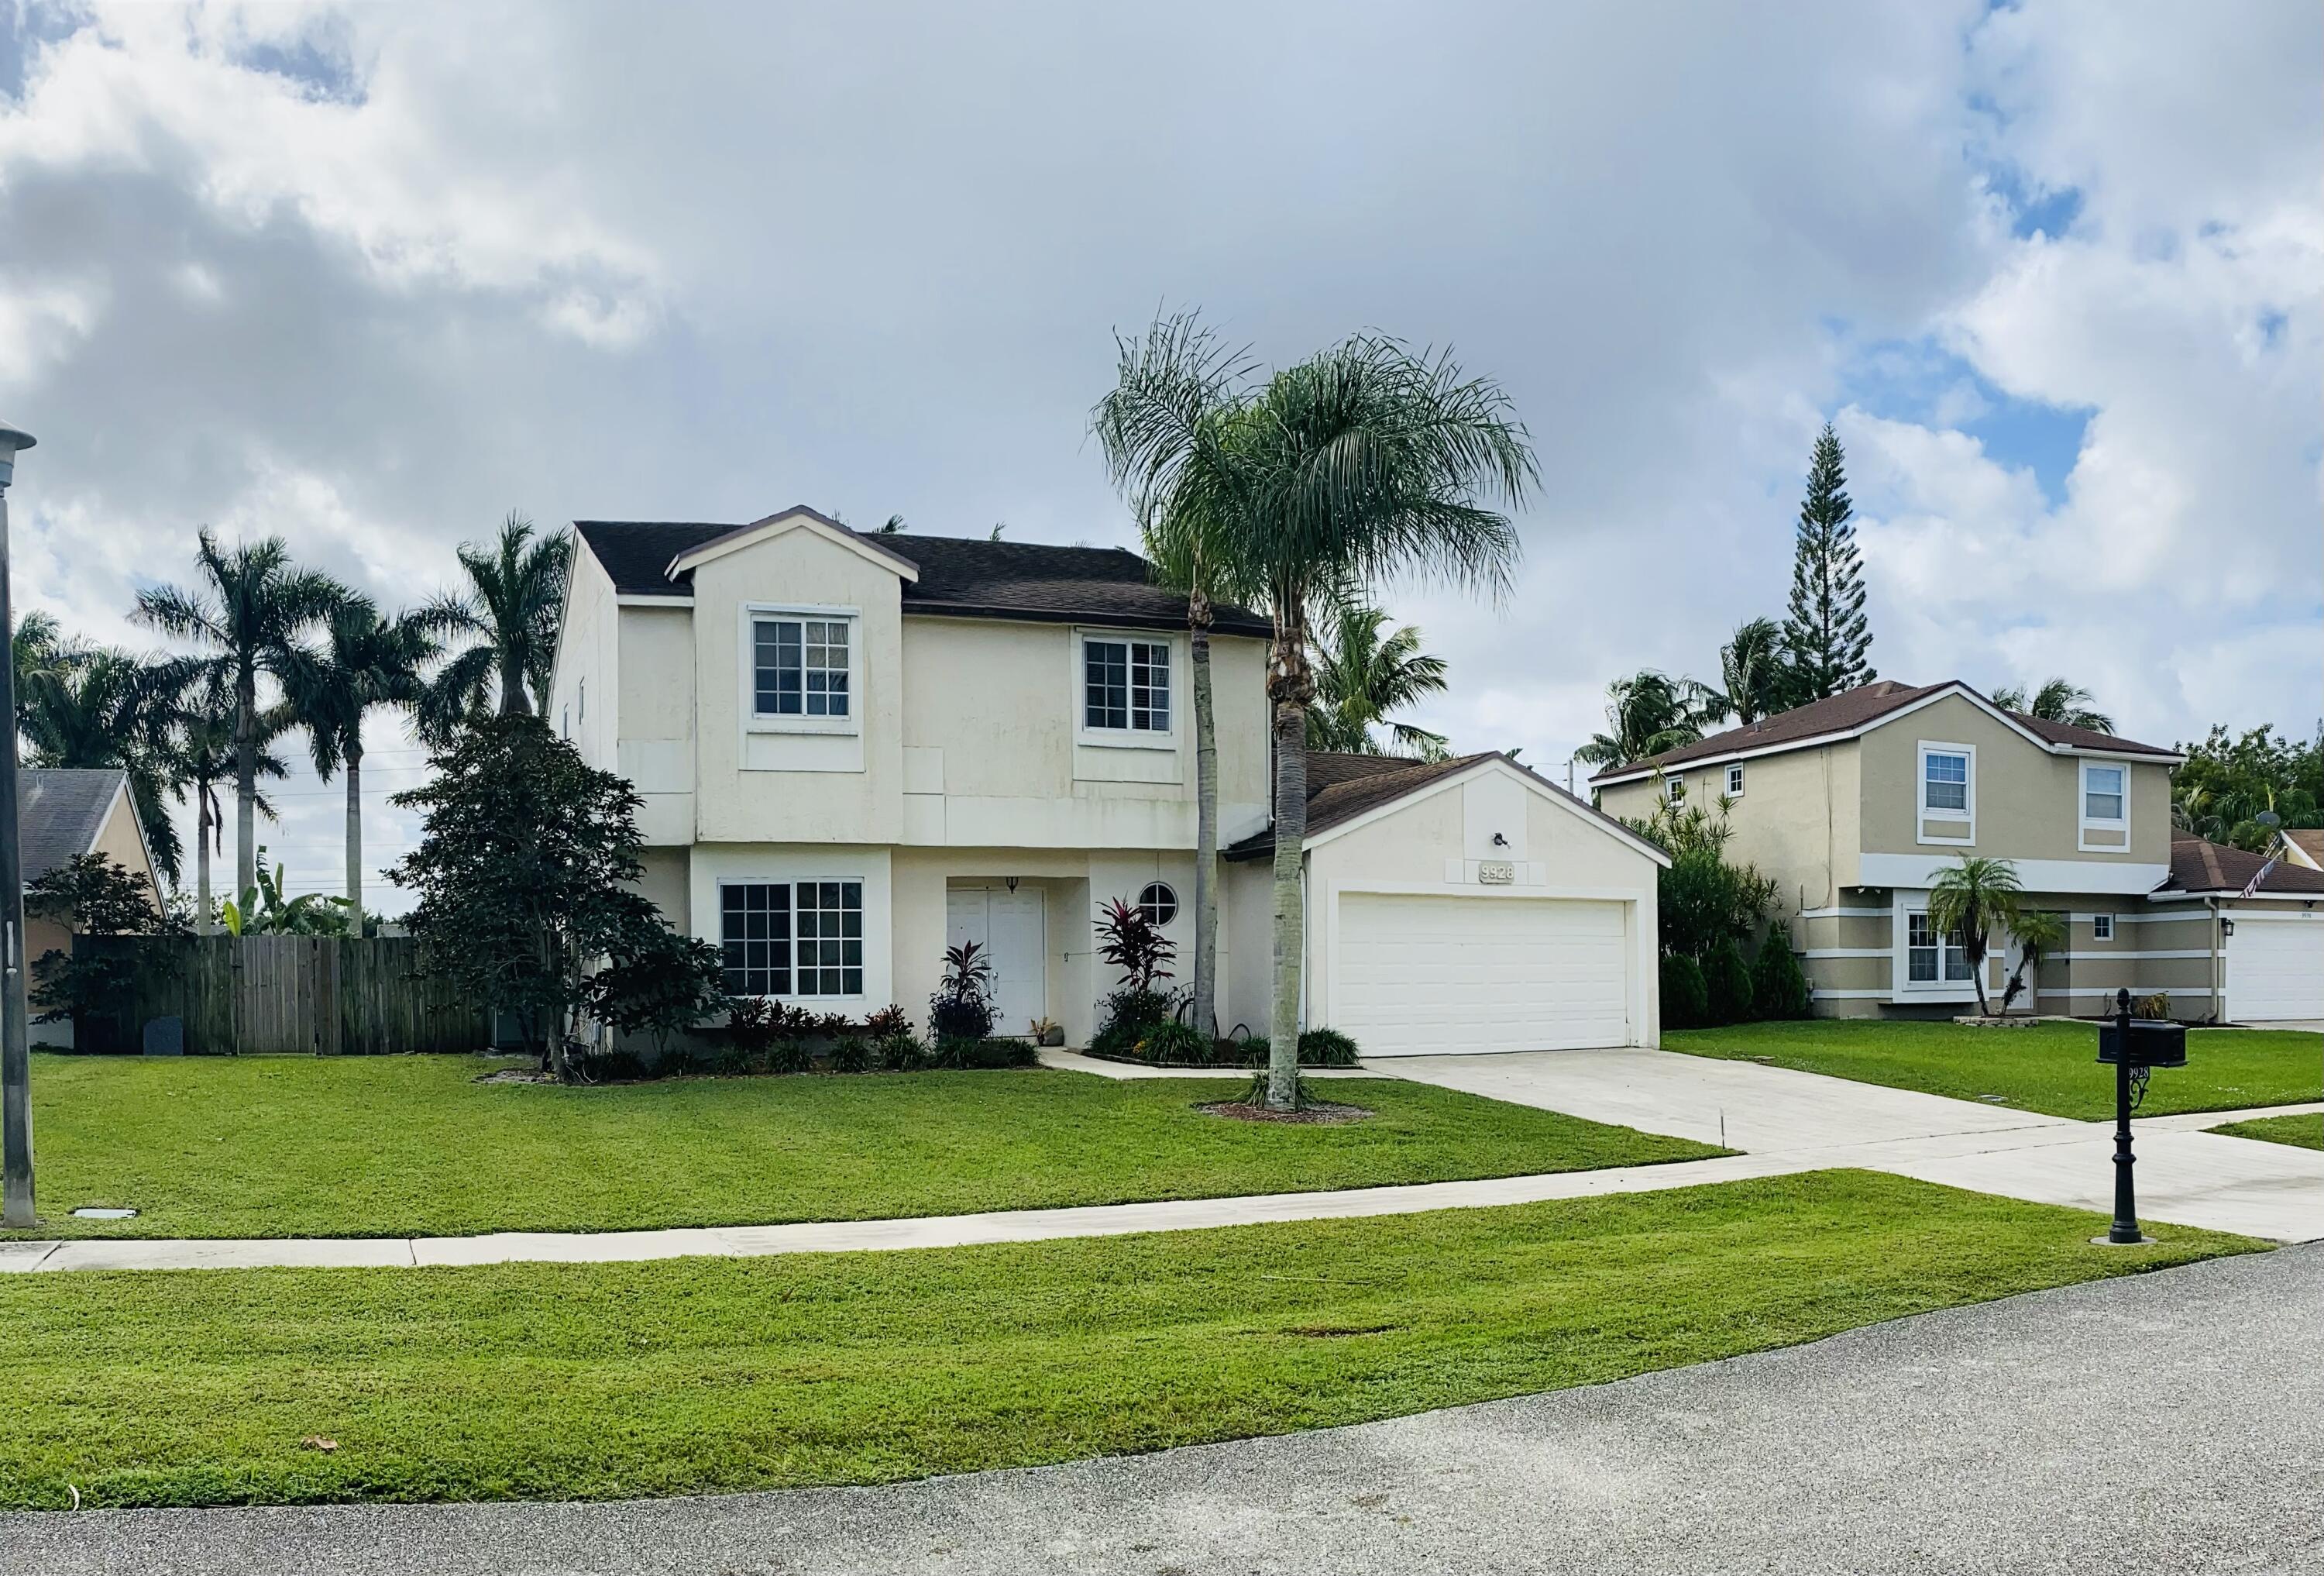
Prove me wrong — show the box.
[1725,763,1745,798]
[716,876,870,1002]
[1890,889,1979,1001]
[1072,627,1181,749]
[2078,759,2130,852]
[1916,741,1975,846]
[2090,913,2115,941]
[1664,772,1687,805]
[740,602,864,738]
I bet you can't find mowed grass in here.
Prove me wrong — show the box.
[1666,1020,2322,1120]
[0,1170,2259,1510]
[10,1054,1719,1240]
[2210,1113,2322,1151]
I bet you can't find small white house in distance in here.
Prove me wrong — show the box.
[548,506,1666,1054]
[19,766,166,1048]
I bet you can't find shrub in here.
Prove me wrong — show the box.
[932,1034,1034,1070]
[878,1031,929,1072]
[724,996,784,1069]
[586,926,726,1058]
[766,1037,813,1075]
[1222,1034,1270,1068]
[1136,1021,1208,1065]
[1090,985,1178,1060]
[827,1036,875,1074]
[1297,1027,1360,1067]
[1660,952,1709,1030]
[2133,991,2171,1020]
[863,1004,912,1037]
[1752,934,1812,1020]
[1703,938,1755,1026]
[929,941,996,1041]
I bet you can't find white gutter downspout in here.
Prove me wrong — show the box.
[2209,896,2223,1024]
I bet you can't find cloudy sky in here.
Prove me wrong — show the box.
[0,0,2315,910]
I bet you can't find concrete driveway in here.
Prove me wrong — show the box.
[1380,1048,2324,1242]
[5,1245,2315,1575]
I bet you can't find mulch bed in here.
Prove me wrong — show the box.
[1193,1098,1373,1126]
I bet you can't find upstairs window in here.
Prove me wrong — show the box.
[753,616,851,719]
[1923,751,1968,812]
[1726,764,1745,797]
[1664,773,1686,805]
[2084,764,2126,822]
[1084,637,1171,732]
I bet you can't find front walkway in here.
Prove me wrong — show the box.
[5,1051,2317,1275]
[6,1246,2314,1575]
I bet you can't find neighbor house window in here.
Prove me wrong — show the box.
[1726,764,1745,797]
[2084,764,2126,822]
[720,881,863,997]
[1136,882,1178,926]
[2092,914,2114,941]
[1906,912,1970,983]
[753,617,851,718]
[1084,637,1170,732]
[1664,773,1686,805]
[1923,751,1969,812]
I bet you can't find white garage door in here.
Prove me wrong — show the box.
[1332,893,1633,1056]
[2228,920,2324,1022]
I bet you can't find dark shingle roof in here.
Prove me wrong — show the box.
[19,768,128,885]
[572,514,1270,638]
[2161,834,2324,896]
[1589,680,2175,782]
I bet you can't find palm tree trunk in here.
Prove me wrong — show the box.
[343,739,363,913]
[1188,591,1218,1043]
[500,652,532,717]
[1266,627,1313,1111]
[196,787,214,935]
[234,665,257,897]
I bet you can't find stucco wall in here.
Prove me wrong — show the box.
[547,545,621,773]
[617,606,695,845]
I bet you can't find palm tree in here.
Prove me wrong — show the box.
[1095,312,1535,1109]
[1573,670,1722,767]
[286,598,437,907]
[136,529,347,898]
[1925,855,2023,1017]
[1305,603,1451,759]
[1999,907,2064,1014]
[1714,617,1790,726]
[174,680,292,932]
[418,512,570,739]
[15,645,188,884]
[1993,676,2113,734]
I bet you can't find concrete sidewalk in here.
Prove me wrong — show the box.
[5,1244,2315,1575]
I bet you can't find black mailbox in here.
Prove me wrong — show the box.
[2098,1018,2187,1068]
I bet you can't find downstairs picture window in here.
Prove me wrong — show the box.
[1906,912,1971,984]
[720,881,864,996]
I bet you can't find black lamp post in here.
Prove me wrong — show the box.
[2097,985,2187,1247]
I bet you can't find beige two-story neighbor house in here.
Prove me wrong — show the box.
[1594,680,2324,1024]
[549,508,1669,1054]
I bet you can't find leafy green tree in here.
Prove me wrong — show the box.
[15,643,187,884]
[1993,677,2113,734]
[2170,724,2321,850]
[1574,670,1724,766]
[1714,616,1792,725]
[136,529,349,896]
[1780,424,1875,700]
[1925,855,2022,1017]
[25,852,179,1029]
[1089,311,1534,1109]
[1304,603,1452,759]
[418,512,570,738]
[1659,953,1709,1031]
[584,927,725,1062]
[286,597,437,907]
[1751,933,1812,1020]
[1703,936,1755,1024]
[1624,800,1779,963]
[391,714,675,1079]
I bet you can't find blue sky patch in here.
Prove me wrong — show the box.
[1836,333,2089,505]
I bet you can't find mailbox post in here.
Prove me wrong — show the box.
[2096,986,2188,1245]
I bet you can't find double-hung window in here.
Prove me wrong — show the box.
[1083,637,1171,734]
[1923,752,1968,812]
[1906,912,1970,984]
[752,615,851,720]
[2084,764,2125,821]
[720,881,864,997]
[1664,773,1686,806]
[1726,764,1745,797]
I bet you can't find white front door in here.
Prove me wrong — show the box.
[946,888,1047,1037]
[1332,893,1634,1055]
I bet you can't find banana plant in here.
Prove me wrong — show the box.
[215,849,361,937]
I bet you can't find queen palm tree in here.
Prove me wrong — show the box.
[1714,616,1790,726]
[1305,603,1451,759]
[1095,312,1534,1108]
[1993,676,2113,734]
[15,644,187,884]
[420,513,570,739]
[1573,670,1722,767]
[1925,855,2023,1017]
[136,529,347,897]
[286,597,438,907]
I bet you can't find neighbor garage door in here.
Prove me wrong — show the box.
[1332,893,1633,1056]
[2228,920,2324,1022]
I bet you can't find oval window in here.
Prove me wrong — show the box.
[1136,881,1178,927]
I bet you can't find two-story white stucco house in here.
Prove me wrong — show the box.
[548,507,1669,1054]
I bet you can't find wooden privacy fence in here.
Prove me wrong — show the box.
[75,935,492,1056]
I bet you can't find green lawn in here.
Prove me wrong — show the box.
[2209,1113,2322,1150]
[8,1054,1718,1240]
[0,1170,2257,1509]
[1667,1020,2322,1120]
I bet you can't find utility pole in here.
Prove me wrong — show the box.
[0,419,36,1230]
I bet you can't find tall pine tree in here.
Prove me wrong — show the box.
[1781,423,1875,700]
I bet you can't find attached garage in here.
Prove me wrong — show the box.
[2227,916,2324,1024]
[1223,752,1667,1056]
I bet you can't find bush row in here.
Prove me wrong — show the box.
[1661,933,1812,1031]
